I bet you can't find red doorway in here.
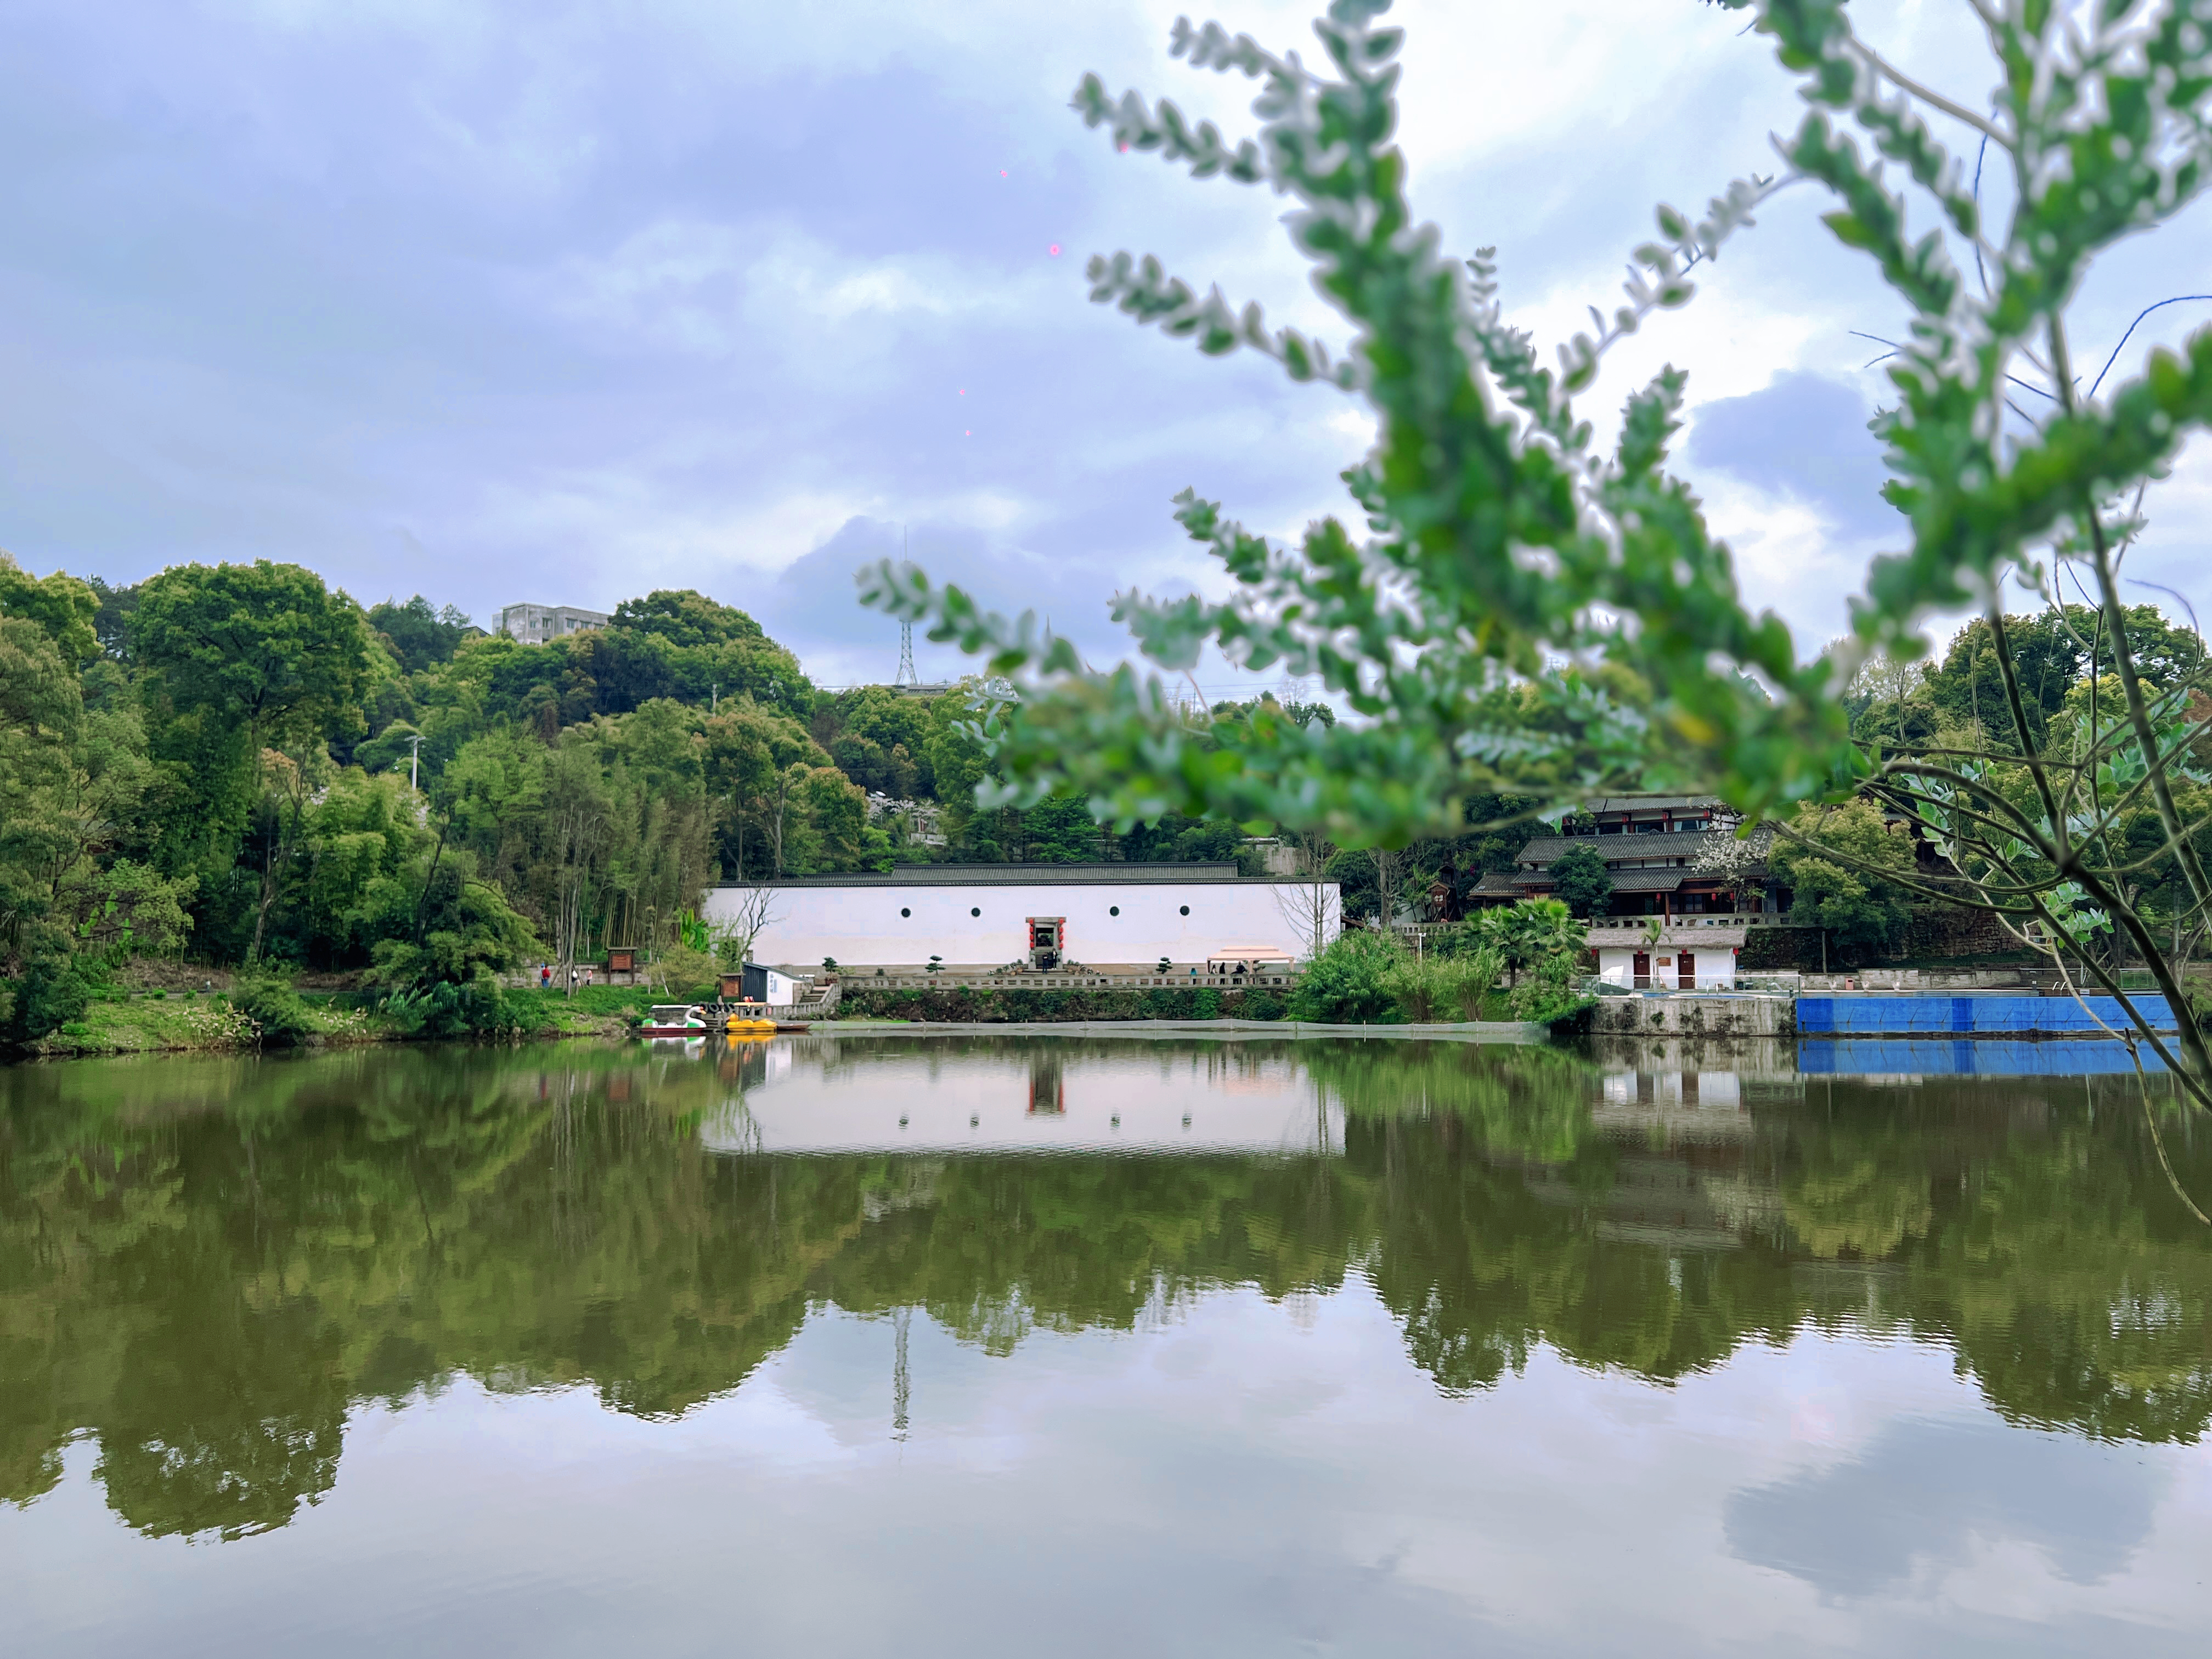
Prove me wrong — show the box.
[1677,951,1695,989]
[1026,916,1065,970]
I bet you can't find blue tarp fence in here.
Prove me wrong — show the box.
[1795,994,2177,1036]
[1798,1038,2170,1076]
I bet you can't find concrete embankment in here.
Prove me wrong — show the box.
[1593,997,1795,1037]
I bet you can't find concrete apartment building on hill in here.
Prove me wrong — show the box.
[498,602,609,644]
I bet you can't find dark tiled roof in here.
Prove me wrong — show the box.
[1577,795,1724,816]
[720,862,1261,888]
[1517,829,1723,866]
[1606,870,1688,893]
[1473,867,1723,896]
[1471,870,1538,893]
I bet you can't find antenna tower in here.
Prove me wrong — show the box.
[895,523,918,685]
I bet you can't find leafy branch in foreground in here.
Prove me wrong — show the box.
[866,0,1842,838]
[861,0,2212,1110]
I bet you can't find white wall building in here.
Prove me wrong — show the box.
[498,602,610,644]
[1585,922,1744,990]
[702,862,1339,972]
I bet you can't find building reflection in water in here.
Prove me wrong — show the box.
[3,1037,2207,1556]
[1026,1053,1064,1116]
[700,1037,1340,1156]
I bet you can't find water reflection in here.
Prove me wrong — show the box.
[1725,1417,2164,1599]
[703,1043,1340,1155]
[2,1034,2208,1575]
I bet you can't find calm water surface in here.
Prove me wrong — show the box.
[3,1035,2209,1656]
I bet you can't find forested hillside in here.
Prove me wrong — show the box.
[0,554,1305,1043]
[8,546,2205,1043]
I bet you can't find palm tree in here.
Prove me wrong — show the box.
[1476,899,1584,989]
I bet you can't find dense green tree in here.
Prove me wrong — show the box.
[1022,794,1106,862]
[0,617,89,952]
[4,548,952,1019]
[369,846,540,997]
[1547,844,1612,918]
[132,562,373,753]
[827,732,920,800]
[80,574,139,661]
[476,599,812,727]
[0,553,98,666]
[131,562,374,915]
[611,589,766,650]
[1771,799,1916,969]
[700,698,870,879]
[1,608,191,1035]
[367,594,475,673]
[354,719,422,780]
[1920,610,2086,751]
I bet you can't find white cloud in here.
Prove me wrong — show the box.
[3,0,2207,663]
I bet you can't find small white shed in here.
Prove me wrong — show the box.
[1584,923,1745,990]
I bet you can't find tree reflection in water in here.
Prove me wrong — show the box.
[1,1037,2207,1541]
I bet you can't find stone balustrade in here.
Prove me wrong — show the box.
[849,969,1301,992]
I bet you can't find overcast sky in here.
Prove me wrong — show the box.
[4,0,2210,688]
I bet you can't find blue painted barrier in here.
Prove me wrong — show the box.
[1799,1037,2170,1076]
[1795,994,2177,1036]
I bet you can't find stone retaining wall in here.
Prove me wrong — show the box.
[1592,996,1795,1037]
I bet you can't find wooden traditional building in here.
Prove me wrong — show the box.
[1467,795,1779,922]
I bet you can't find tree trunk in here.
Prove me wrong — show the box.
[247,755,311,965]
[771,774,792,877]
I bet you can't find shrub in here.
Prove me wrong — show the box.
[1381,945,1505,1023]
[1289,928,1404,1023]
[383,974,546,1040]
[1508,950,1592,1026]
[1445,949,1504,1020]
[230,974,319,1048]
[3,946,91,1046]
[1383,955,1446,1022]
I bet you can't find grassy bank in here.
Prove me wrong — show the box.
[30,988,368,1058]
[24,981,704,1059]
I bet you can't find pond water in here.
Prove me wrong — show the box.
[3,1035,2209,1656]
